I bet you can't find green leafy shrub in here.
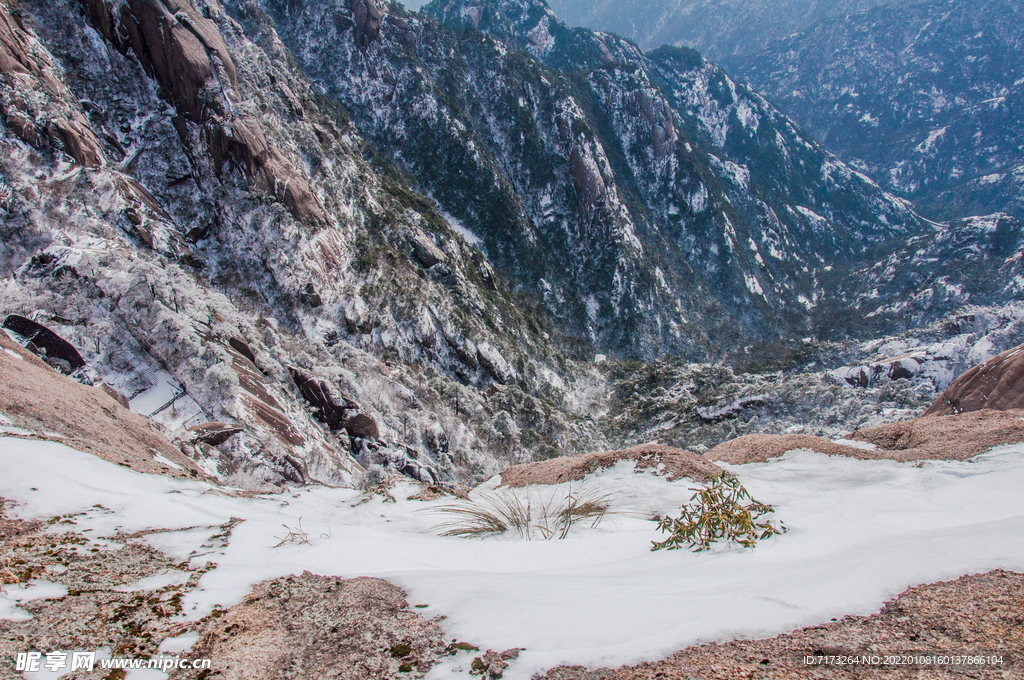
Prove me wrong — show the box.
[652,473,786,552]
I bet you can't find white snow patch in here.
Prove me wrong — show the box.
[129,371,180,416]
[441,210,482,246]
[158,633,200,654]
[915,127,947,154]
[831,439,878,452]
[709,155,750,190]
[968,336,997,366]
[4,440,1024,678]
[744,273,764,297]
[526,16,555,57]
[152,454,183,471]
[4,347,24,361]
[1,581,68,622]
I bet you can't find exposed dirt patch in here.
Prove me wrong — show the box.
[848,409,1024,461]
[538,570,1024,679]
[705,434,883,465]
[177,573,465,680]
[499,444,723,487]
[0,332,204,479]
[705,410,1024,464]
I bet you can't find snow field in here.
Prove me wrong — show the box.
[1,437,1024,678]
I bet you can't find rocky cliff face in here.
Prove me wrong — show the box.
[1,0,1018,491]
[0,0,608,489]
[730,0,1024,223]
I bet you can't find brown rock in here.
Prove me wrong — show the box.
[499,443,722,488]
[2,314,86,374]
[925,343,1024,416]
[188,421,244,446]
[99,382,131,410]
[113,0,238,122]
[185,573,452,680]
[78,1,322,224]
[344,413,380,440]
[705,434,884,465]
[219,338,305,447]
[409,229,447,268]
[208,118,325,224]
[50,117,104,167]
[569,146,607,223]
[848,409,1024,461]
[228,336,257,364]
[351,0,384,51]
[1,3,105,166]
[0,332,203,478]
[706,411,1024,465]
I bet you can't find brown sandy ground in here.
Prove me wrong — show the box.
[0,332,204,479]
[538,570,1024,680]
[706,410,1024,465]
[500,444,723,487]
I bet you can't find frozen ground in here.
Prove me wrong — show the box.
[2,436,1024,679]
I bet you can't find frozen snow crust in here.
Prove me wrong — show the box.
[3,436,1024,678]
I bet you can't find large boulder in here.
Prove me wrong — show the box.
[188,421,244,446]
[344,413,380,440]
[351,0,385,51]
[925,343,1024,416]
[291,370,351,432]
[187,574,451,679]
[2,315,86,375]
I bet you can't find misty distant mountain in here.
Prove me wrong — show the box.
[731,0,1024,222]
[542,0,903,59]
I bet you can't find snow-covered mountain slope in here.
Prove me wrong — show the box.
[1,0,1019,490]
[4,436,1024,678]
[542,0,903,58]
[730,0,1024,223]
[241,0,937,360]
[0,0,611,488]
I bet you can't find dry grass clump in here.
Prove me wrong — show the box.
[273,518,311,547]
[1,556,21,595]
[429,486,616,540]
